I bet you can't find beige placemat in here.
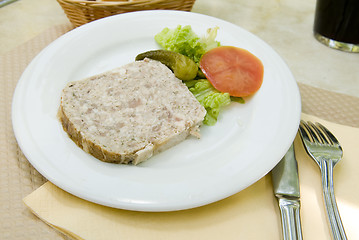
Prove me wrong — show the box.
[1,23,359,239]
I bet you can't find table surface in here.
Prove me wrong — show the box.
[1,0,358,98]
[1,1,358,240]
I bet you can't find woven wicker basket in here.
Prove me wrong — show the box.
[57,0,196,27]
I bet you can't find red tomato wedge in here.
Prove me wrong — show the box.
[199,46,264,97]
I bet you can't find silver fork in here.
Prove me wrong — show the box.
[298,121,347,240]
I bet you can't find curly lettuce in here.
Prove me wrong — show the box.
[155,25,220,63]
[185,80,231,125]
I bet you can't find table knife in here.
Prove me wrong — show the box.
[271,143,303,240]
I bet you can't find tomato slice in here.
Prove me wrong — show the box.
[199,46,264,97]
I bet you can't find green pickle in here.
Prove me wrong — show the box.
[135,50,198,81]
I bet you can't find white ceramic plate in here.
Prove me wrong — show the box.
[12,10,301,212]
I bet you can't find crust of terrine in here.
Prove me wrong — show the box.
[58,59,206,165]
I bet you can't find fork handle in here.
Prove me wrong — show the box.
[320,159,348,240]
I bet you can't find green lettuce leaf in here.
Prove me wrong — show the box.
[201,27,220,52]
[155,25,220,63]
[186,79,231,125]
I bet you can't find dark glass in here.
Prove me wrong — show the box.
[314,0,359,44]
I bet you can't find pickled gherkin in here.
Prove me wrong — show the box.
[135,50,198,81]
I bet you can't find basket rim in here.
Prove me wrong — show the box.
[56,0,196,27]
[57,0,192,5]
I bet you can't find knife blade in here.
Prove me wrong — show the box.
[271,143,303,240]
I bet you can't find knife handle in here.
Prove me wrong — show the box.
[278,198,303,240]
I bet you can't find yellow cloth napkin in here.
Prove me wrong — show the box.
[23,113,359,240]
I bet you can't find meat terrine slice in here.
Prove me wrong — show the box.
[58,59,206,165]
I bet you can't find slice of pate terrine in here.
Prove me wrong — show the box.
[58,59,206,165]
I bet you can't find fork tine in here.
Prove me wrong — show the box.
[310,122,331,144]
[316,122,342,148]
[313,122,331,144]
[299,120,312,142]
[299,121,321,165]
[306,121,322,143]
